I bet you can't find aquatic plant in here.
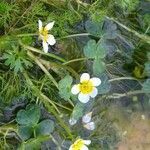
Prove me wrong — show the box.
[0,0,150,149]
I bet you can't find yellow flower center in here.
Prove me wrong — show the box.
[72,139,84,150]
[79,80,93,94]
[39,27,48,42]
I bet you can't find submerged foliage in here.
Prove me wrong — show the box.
[0,0,150,149]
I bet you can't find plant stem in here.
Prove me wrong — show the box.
[58,33,90,40]
[23,72,60,113]
[45,103,73,139]
[27,51,58,88]
[106,90,149,99]
[50,134,61,150]
[17,33,38,37]
[19,41,66,63]
[109,77,139,82]
[63,58,88,65]
[40,59,80,80]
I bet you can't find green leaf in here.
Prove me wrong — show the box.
[103,20,119,39]
[83,40,97,58]
[71,102,85,121]
[18,125,33,141]
[85,20,103,37]
[93,58,106,75]
[142,79,150,93]
[145,62,150,77]
[21,37,33,45]
[35,119,54,136]
[96,42,107,58]
[97,73,111,94]
[58,75,73,101]
[147,53,150,61]
[18,136,50,150]
[16,104,40,126]
[14,58,23,73]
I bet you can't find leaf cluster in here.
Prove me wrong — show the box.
[16,104,54,142]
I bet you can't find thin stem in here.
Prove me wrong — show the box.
[17,33,38,37]
[109,77,139,82]
[58,33,90,40]
[45,103,73,139]
[19,41,66,63]
[50,134,61,150]
[106,90,149,99]
[40,59,79,80]
[76,0,89,7]
[63,58,88,65]
[52,101,72,111]
[23,72,60,114]
[27,51,58,88]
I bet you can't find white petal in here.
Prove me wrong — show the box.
[89,87,98,98]
[38,20,43,31]
[81,145,89,150]
[71,84,80,95]
[82,112,92,123]
[84,122,95,130]
[69,118,77,126]
[42,41,48,53]
[69,145,73,150]
[78,93,90,103]
[90,77,101,86]
[45,21,55,30]
[80,73,90,83]
[47,34,56,45]
[83,140,91,145]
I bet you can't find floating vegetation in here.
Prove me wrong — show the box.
[0,0,150,149]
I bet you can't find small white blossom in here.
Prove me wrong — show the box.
[38,20,56,53]
[69,118,77,126]
[82,112,95,131]
[71,73,101,103]
[82,112,92,123]
[83,122,95,130]
[69,139,91,150]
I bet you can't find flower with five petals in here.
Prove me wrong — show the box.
[71,73,101,103]
[69,139,91,150]
[38,20,56,53]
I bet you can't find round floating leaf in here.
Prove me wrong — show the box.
[85,20,103,37]
[142,79,150,93]
[103,20,119,39]
[83,40,97,58]
[58,75,73,101]
[93,58,106,75]
[96,42,107,58]
[71,102,85,121]
[35,119,54,136]
[18,125,33,141]
[97,73,111,94]
[145,62,150,77]
[16,104,40,126]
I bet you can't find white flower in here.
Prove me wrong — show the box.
[141,115,145,120]
[69,139,91,150]
[82,112,92,123]
[82,112,95,130]
[71,73,101,103]
[69,118,77,126]
[38,20,56,53]
[83,122,95,131]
